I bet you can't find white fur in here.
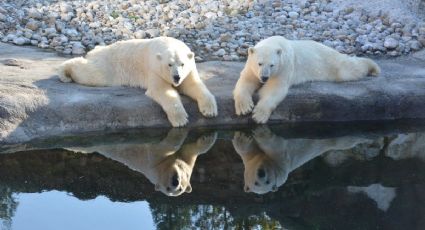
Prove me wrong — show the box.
[232,126,372,194]
[234,36,381,123]
[66,129,217,196]
[58,37,217,127]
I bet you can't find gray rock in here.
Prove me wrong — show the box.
[146,28,160,38]
[220,33,232,42]
[27,8,42,19]
[13,37,29,45]
[64,29,79,37]
[26,20,40,31]
[38,41,49,49]
[408,40,422,51]
[214,48,226,56]
[0,13,6,22]
[60,3,73,14]
[288,11,299,19]
[71,42,85,55]
[384,37,398,49]
[133,30,145,39]
[1,58,20,66]
[43,28,57,35]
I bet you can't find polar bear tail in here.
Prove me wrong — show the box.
[361,58,381,77]
[57,57,86,83]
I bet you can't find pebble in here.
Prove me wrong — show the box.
[1,58,20,66]
[0,0,422,59]
[384,37,399,49]
[27,9,42,19]
[26,20,40,31]
[72,42,86,55]
[215,48,226,56]
[13,37,28,45]
[288,12,299,19]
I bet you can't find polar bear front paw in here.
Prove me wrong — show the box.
[252,105,272,124]
[235,96,254,116]
[232,131,253,152]
[253,126,273,139]
[199,94,218,117]
[196,132,218,153]
[167,107,189,127]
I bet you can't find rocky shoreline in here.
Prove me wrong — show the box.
[1,43,425,143]
[0,0,424,61]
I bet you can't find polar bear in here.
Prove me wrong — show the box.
[233,36,381,123]
[66,129,217,196]
[58,37,217,127]
[232,126,372,194]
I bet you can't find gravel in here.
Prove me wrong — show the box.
[0,0,424,60]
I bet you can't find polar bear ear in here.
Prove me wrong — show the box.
[276,49,282,55]
[187,52,194,59]
[155,184,160,191]
[185,184,192,193]
[156,53,162,60]
[248,47,255,55]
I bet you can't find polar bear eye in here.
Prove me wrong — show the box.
[181,63,184,67]
[270,64,274,67]
[258,63,263,66]
[168,64,172,67]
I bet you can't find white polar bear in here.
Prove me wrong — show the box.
[58,37,217,127]
[233,36,381,123]
[66,129,217,196]
[232,126,372,194]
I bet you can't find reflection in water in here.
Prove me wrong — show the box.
[347,184,396,211]
[0,187,17,230]
[67,129,217,197]
[386,133,425,160]
[233,126,373,194]
[11,191,155,230]
[0,125,425,230]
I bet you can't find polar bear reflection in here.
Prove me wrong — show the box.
[233,126,371,194]
[69,129,216,196]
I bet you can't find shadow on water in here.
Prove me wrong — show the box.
[0,121,425,229]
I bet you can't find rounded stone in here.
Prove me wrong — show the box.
[384,37,399,49]
[72,42,86,55]
[288,11,299,19]
[13,37,29,45]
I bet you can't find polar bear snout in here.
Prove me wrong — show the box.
[171,173,180,187]
[260,76,269,83]
[257,168,266,178]
[173,74,180,84]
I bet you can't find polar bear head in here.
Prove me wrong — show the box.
[243,153,289,194]
[154,158,193,196]
[155,38,196,87]
[247,45,283,84]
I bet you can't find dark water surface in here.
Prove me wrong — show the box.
[1,121,425,230]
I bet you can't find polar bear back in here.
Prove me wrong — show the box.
[72,37,192,88]
[83,39,152,88]
[290,40,343,83]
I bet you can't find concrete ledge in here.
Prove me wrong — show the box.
[1,43,425,143]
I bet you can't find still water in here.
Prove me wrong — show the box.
[0,122,424,230]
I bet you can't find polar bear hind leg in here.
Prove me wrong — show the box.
[57,57,107,86]
[337,57,381,81]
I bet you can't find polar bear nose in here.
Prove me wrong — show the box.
[171,173,179,187]
[261,76,269,82]
[257,168,266,178]
[173,75,180,83]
